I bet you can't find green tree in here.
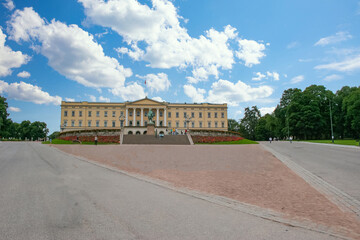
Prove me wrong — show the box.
[48,131,60,140]
[240,106,261,140]
[0,96,10,138]
[30,121,49,140]
[228,119,240,132]
[343,88,360,138]
[19,120,32,140]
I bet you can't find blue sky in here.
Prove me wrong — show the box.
[0,0,359,134]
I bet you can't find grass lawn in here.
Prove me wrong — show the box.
[42,139,118,145]
[196,139,258,145]
[302,139,359,146]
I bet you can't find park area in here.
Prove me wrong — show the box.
[53,144,360,239]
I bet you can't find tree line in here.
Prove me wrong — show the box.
[0,96,49,140]
[228,85,360,141]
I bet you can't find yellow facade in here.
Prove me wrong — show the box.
[60,98,228,133]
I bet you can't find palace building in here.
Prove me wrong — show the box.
[60,98,228,135]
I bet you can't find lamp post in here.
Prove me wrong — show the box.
[328,98,334,143]
[119,113,125,143]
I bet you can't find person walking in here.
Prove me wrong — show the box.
[289,136,293,143]
[95,135,98,145]
[269,137,272,143]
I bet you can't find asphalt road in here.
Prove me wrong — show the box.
[0,142,340,240]
[261,141,360,201]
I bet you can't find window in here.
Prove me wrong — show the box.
[215,121,218,128]
[137,111,140,116]
[176,122,179,128]
[112,111,116,117]
[183,112,187,118]
[160,121,163,126]
[222,122,225,128]
[104,121,108,127]
[144,121,147,126]
[191,112,194,118]
[221,112,225,118]
[96,121,99,127]
[79,111,82,117]
[199,121,202,128]
[88,120,91,127]
[176,112,179,118]
[64,120,68,127]
[168,121,171,127]
[120,111,124,117]
[160,111,163,117]
[214,112,218,118]
[191,122,195,128]
[145,111,148,117]
[129,111,133,117]
[199,112,202,118]
[168,112,171,118]
[71,120,75,127]
[120,120,124,127]
[129,120,133,126]
[96,111,100,117]
[137,121,140,126]
[208,121,211,128]
[72,111,75,117]
[104,111,108,117]
[184,121,187,128]
[208,112,211,118]
[79,120,82,127]
[112,121,116,127]
[88,111,92,117]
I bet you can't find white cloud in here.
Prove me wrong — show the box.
[287,41,298,49]
[290,75,304,84]
[314,55,360,72]
[259,107,275,116]
[99,96,110,102]
[152,96,164,102]
[8,106,20,112]
[252,72,266,81]
[8,7,132,88]
[3,0,15,11]
[17,71,30,78]
[136,73,170,92]
[184,80,273,106]
[314,31,352,46]
[235,39,266,67]
[183,85,206,103]
[266,71,279,81]
[79,0,265,81]
[252,71,279,81]
[65,97,75,102]
[0,80,61,105]
[323,74,343,82]
[0,29,30,77]
[88,95,96,102]
[110,82,146,101]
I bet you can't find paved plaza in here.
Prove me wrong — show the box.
[1,142,359,239]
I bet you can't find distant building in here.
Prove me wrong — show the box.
[60,97,228,135]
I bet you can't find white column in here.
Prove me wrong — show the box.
[164,108,167,127]
[156,108,159,126]
[125,108,128,126]
[133,108,136,126]
[141,108,144,126]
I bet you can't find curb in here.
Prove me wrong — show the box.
[261,144,360,219]
[48,144,353,240]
